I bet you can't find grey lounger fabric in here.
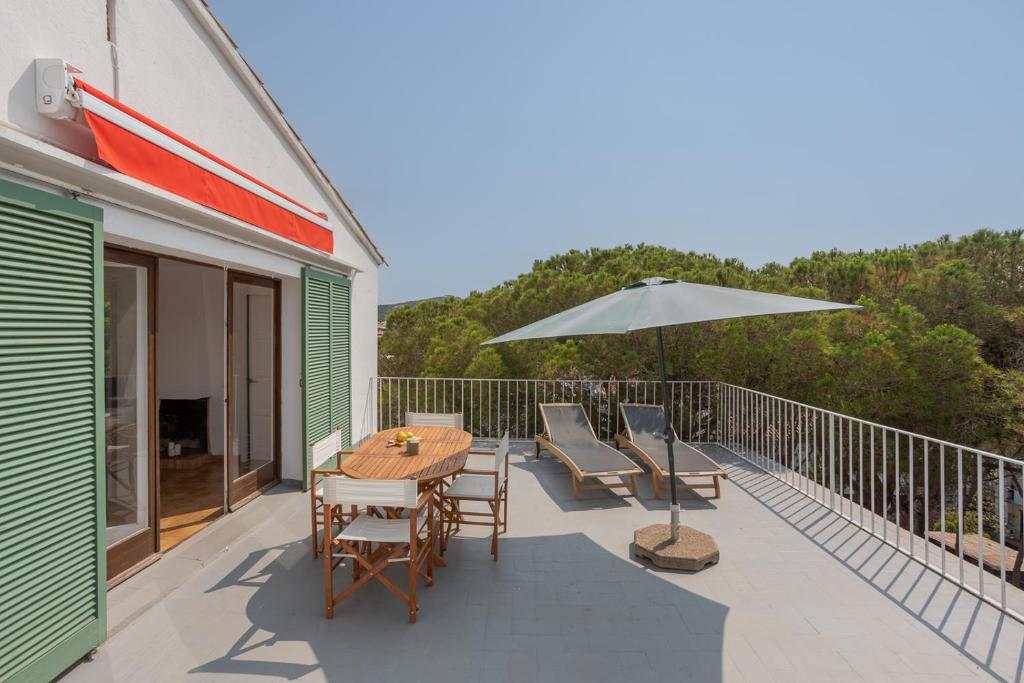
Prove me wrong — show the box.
[619,404,721,474]
[539,404,639,474]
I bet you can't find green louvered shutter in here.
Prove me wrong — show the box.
[329,276,351,447]
[302,267,351,489]
[0,179,105,683]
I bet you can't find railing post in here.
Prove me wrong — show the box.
[829,412,836,509]
[716,382,723,444]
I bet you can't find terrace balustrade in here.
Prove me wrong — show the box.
[375,376,1024,622]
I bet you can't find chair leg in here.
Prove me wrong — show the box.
[323,506,334,618]
[408,553,418,624]
[491,501,499,562]
[444,501,452,557]
[572,475,580,500]
[324,558,334,618]
[439,497,448,555]
[652,473,661,499]
[714,475,721,498]
[311,491,319,559]
[427,505,435,584]
[631,473,639,497]
[440,498,458,556]
[502,486,509,533]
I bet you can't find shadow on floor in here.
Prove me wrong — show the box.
[191,532,729,682]
[712,445,1024,683]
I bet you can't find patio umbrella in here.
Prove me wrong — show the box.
[483,277,860,546]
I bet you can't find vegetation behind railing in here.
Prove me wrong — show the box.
[376,377,718,442]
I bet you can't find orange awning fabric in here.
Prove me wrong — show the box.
[74,79,333,253]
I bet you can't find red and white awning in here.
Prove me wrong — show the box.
[73,79,333,252]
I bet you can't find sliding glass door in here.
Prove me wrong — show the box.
[227,272,280,509]
[104,247,157,580]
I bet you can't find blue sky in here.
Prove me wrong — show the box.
[210,1,1023,304]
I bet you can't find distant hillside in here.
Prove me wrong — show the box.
[379,296,454,322]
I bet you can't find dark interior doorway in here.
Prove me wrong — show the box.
[156,258,226,551]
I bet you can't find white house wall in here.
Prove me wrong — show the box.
[0,0,381,459]
[0,0,111,158]
[102,201,304,278]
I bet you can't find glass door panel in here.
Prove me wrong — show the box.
[227,273,280,509]
[104,249,157,579]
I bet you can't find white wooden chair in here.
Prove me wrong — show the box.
[322,478,435,623]
[406,411,463,429]
[406,412,472,487]
[309,429,353,559]
[440,432,509,561]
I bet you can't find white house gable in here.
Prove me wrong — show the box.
[0,0,381,270]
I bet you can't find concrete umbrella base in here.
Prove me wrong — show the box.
[633,524,719,571]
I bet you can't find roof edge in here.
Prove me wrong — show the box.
[187,0,386,266]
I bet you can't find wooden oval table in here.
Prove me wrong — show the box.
[341,426,472,567]
[340,426,472,482]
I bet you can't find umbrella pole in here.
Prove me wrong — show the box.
[656,327,681,540]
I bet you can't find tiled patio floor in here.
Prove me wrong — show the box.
[66,444,1024,682]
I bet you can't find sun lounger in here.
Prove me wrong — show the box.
[614,403,726,499]
[535,403,642,499]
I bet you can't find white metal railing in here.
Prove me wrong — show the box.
[375,377,718,442]
[372,376,1024,621]
[719,382,1024,621]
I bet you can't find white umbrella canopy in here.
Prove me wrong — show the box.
[483,277,861,343]
[483,276,861,538]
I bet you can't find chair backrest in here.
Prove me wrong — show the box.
[322,477,418,508]
[539,404,598,448]
[407,412,463,429]
[310,429,344,470]
[493,431,510,481]
[619,403,673,441]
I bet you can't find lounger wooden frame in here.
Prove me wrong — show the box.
[613,403,727,499]
[534,403,642,499]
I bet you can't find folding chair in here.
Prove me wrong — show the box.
[322,477,435,623]
[440,432,509,560]
[309,429,353,559]
[406,412,463,428]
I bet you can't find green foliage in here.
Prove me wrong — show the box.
[380,230,1024,455]
[932,510,990,540]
